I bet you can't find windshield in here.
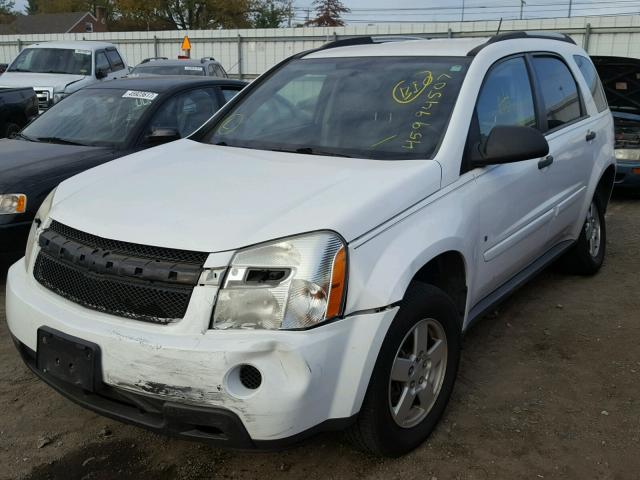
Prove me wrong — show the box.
[132,64,205,76]
[8,48,92,76]
[22,88,158,147]
[203,56,470,159]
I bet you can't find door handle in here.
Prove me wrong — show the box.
[586,131,596,141]
[538,155,554,169]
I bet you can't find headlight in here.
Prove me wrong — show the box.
[25,188,56,271]
[0,194,27,214]
[615,149,640,163]
[53,92,67,104]
[212,231,347,330]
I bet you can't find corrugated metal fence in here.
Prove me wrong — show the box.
[2,15,640,78]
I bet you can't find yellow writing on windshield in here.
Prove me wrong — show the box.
[218,113,244,134]
[392,71,433,104]
[401,72,453,150]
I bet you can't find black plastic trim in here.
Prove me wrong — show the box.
[465,240,574,332]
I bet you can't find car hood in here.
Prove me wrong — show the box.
[51,139,442,253]
[592,56,640,115]
[0,139,113,192]
[0,71,86,90]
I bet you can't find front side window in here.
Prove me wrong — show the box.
[203,57,471,160]
[8,48,92,76]
[22,88,157,147]
[106,49,125,71]
[574,55,608,113]
[95,51,111,73]
[476,56,537,140]
[532,56,582,130]
[147,88,220,138]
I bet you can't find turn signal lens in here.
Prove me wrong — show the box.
[326,246,346,319]
[0,194,27,214]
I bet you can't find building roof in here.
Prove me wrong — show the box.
[0,12,95,35]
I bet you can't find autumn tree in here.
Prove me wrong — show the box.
[306,0,349,27]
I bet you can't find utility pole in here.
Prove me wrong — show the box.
[287,0,293,27]
[461,0,465,21]
[519,0,526,20]
[568,0,572,17]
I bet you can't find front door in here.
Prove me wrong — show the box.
[469,55,555,303]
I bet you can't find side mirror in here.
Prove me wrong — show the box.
[471,125,549,167]
[146,128,181,146]
[95,68,108,79]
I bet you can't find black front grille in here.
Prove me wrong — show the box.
[33,222,208,323]
[34,254,193,322]
[48,221,209,265]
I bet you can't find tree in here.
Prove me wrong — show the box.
[306,0,349,27]
[252,0,289,28]
[0,0,14,15]
[26,0,38,15]
[114,0,253,30]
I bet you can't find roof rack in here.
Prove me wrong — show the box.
[140,56,168,64]
[318,35,424,51]
[467,31,576,56]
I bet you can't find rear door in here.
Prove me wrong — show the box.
[529,54,594,244]
[470,55,556,301]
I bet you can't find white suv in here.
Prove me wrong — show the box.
[6,32,615,456]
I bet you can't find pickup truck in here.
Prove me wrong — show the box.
[0,41,128,113]
[0,87,38,138]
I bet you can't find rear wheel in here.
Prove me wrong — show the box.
[562,195,606,275]
[347,283,461,457]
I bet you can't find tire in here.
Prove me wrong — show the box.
[2,122,20,139]
[346,282,462,457]
[561,194,606,276]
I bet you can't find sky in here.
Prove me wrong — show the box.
[11,0,640,23]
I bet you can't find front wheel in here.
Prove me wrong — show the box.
[562,195,606,275]
[346,283,461,457]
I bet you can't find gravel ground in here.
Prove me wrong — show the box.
[1,194,639,480]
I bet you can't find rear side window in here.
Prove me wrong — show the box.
[106,49,125,71]
[476,56,537,139]
[532,56,582,130]
[574,55,608,113]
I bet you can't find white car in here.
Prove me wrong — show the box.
[0,41,128,113]
[6,32,615,456]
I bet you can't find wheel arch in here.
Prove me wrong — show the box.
[595,163,615,213]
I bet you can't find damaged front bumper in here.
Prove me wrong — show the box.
[6,259,397,446]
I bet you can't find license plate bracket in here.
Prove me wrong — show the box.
[36,327,101,392]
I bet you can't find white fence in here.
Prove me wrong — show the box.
[2,15,640,78]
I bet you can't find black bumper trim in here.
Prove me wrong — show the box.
[13,337,356,450]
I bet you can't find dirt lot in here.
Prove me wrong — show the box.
[1,195,639,480]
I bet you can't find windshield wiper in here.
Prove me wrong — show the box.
[294,147,353,158]
[13,132,38,142]
[7,68,31,73]
[265,146,352,158]
[36,137,87,146]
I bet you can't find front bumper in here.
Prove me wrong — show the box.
[6,259,397,444]
[614,161,640,188]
